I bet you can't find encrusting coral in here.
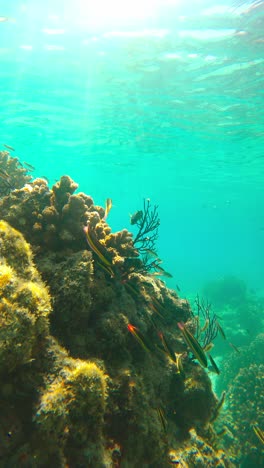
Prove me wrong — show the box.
[0,221,109,466]
[169,428,233,467]
[35,360,107,466]
[0,160,235,466]
[0,221,50,371]
[215,334,264,467]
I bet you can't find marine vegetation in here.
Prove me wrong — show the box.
[0,155,236,466]
[214,334,264,467]
[130,198,172,278]
[192,294,219,350]
[202,275,264,348]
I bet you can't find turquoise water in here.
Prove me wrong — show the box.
[0,0,264,294]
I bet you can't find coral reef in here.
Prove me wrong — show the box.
[0,221,109,466]
[215,334,264,467]
[202,275,248,309]
[169,428,234,467]
[0,150,32,196]
[0,170,235,466]
[0,176,93,250]
[217,333,264,392]
[0,175,140,267]
[202,275,264,350]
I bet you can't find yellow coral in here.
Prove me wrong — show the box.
[36,359,108,447]
[71,361,106,390]
[67,360,107,413]
[40,379,72,414]
[0,221,51,371]
[0,264,13,289]
[0,220,33,278]
[14,281,51,316]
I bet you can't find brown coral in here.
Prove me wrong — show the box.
[0,176,95,250]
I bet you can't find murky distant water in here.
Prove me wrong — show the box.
[0,0,263,293]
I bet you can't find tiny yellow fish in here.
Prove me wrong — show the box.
[156,407,167,433]
[178,322,207,368]
[103,198,112,220]
[200,319,209,333]
[127,323,150,353]
[203,342,214,353]
[23,161,35,171]
[216,321,226,340]
[208,354,220,375]
[83,225,113,270]
[158,332,176,362]
[229,341,240,353]
[252,424,264,445]
[0,168,10,180]
[175,353,184,374]
[3,144,15,151]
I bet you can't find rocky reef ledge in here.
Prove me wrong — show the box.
[0,161,234,467]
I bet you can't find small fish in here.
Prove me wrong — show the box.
[203,342,214,353]
[155,265,173,278]
[124,281,141,299]
[151,296,167,316]
[148,301,164,320]
[23,161,35,171]
[127,323,150,353]
[130,210,143,225]
[210,391,226,422]
[0,168,10,180]
[175,284,181,292]
[208,354,220,375]
[216,321,226,340]
[144,248,158,258]
[229,342,240,353]
[252,424,264,445]
[0,176,12,189]
[200,319,209,333]
[175,353,184,374]
[158,332,176,362]
[103,198,112,220]
[97,260,114,278]
[156,407,167,433]
[84,225,114,275]
[217,391,226,410]
[0,16,9,22]
[177,322,208,368]
[3,144,15,151]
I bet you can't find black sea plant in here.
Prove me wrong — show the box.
[131,199,171,277]
[191,295,218,349]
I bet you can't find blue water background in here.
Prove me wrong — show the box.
[0,0,263,296]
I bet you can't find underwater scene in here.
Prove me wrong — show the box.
[0,0,264,467]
